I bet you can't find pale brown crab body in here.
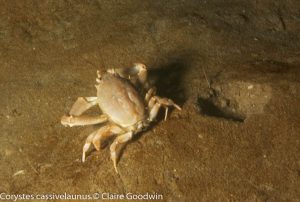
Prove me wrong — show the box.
[96,73,146,128]
[61,63,181,173]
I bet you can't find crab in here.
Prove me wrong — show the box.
[61,63,181,173]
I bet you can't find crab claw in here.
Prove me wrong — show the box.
[132,63,147,85]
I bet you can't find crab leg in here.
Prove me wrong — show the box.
[164,107,169,121]
[61,97,105,127]
[110,131,133,173]
[145,87,156,103]
[82,130,97,163]
[82,125,124,162]
[148,96,181,121]
[92,125,124,151]
[69,97,98,116]
[61,114,108,127]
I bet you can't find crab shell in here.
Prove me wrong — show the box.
[96,73,146,128]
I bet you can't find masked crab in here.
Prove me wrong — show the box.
[61,63,181,173]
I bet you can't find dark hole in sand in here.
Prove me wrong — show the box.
[197,97,245,122]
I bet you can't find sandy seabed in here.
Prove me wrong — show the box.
[0,1,299,201]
